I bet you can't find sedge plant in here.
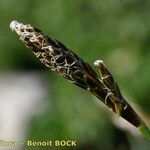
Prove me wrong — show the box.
[10,20,150,138]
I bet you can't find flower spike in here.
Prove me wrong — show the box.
[10,20,150,138]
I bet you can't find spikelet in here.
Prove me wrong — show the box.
[10,20,150,138]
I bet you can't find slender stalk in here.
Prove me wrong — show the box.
[10,20,150,138]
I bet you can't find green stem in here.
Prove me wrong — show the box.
[139,123,150,139]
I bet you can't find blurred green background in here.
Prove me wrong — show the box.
[0,0,150,149]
